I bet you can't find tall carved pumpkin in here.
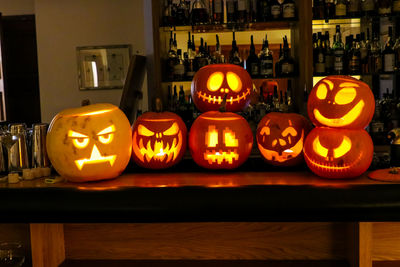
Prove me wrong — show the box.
[308,76,375,129]
[191,64,252,112]
[256,113,311,166]
[47,103,132,182]
[131,112,187,169]
[189,111,253,169]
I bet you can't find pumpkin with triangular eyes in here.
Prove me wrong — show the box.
[191,64,252,112]
[303,127,373,178]
[131,112,187,169]
[308,76,375,129]
[256,113,311,166]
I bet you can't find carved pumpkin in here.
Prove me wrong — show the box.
[191,64,252,112]
[308,76,375,129]
[131,112,187,169]
[189,111,253,169]
[256,113,311,166]
[47,103,132,182]
[303,127,373,179]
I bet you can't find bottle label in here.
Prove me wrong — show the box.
[334,50,344,71]
[318,52,324,63]
[360,47,368,60]
[214,0,222,13]
[379,7,391,14]
[394,0,400,12]
[335,4,346,16]
[260,59,273,75]
[361,0,374,11]
[350,56,360,72]
[174,64,185,76]
[283,3,295,18]
[281,62,294,74]
[384,54,395,72]
[271,5,281,17]
[238,0,246,11]
[250,63,260,75]
[315,62,326,74]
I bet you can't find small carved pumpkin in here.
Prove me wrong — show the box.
[303,127,373,178]
[308,76,375,129]
[256,113,311,166]
[189,111,253,169]
[131,112,187,169]
[47,103,132,182]
[191,64,252,112]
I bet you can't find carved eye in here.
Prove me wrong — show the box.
[138,125,154,136]
[333,136,352,158]
[69,130,89,149]
[312,136,328,158]
[163,122,179,136]
[260,126,270,136]
[223,128,238,147]
[97,125,115,144]
[282,127,297,137]
[316,84,328,100]
[226,72,242,92]
[207,72,224,91]
[206,125,218,147]
[335,88,357,105]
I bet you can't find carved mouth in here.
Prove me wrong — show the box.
[75,145,116,170]
[258,131,304,163]
[197,88,251,105]
[204,149,239,164]
[304,151,363,172]
[313,100,365,127]
[133,131,182,163]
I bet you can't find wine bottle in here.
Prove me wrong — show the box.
[383,26,396,73]
[229,32,243,66]
[246,35,260,77]
[333,25,345,75]
[260,35,274,77]
[270,0,282,19]
[213,0,224,24]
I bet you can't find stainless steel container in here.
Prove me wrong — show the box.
[8,123,29,172]
[31,123,50,168]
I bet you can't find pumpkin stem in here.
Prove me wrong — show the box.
[219,94,227,112]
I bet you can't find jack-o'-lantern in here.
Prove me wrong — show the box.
[303,127,373,178]
[256,113,311,166]
[189,111,253,169]
[47,103,132,182]
[308,76,375,129]
[191,64,252,112]
[132,112,187,169]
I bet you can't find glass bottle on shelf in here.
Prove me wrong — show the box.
[250,0,258,22]
[213,34,224,64]
[176,0,190,25]
[313,0,325,19]
[196,38,209,70]
[167,85,173,111]
[394,37,400,71]
[349,34,361,75]
[259,0,271,21]
[325,0,336,19]
[325,31,334,74]
[280,36,295,76]
[270,0,282,19]
[246,35,260,78]
[276,43,283,76]
[370,31,382,74]
[191,0,209,25]
[287,80,294,112]
[273,86,280,112]
[227,0,236,23]
[174,49,185,81]
[315,32,326,75]
[213,0,224,24]
[394,0,400,14]
[237,0,248,23]
[172,85,178,112]
[333,25,345,75]
[282,0,296,19]
[344,35,353,74]
[383,26,396,73]
[335,0,348,17]
[360,31,370,74]
[361,0,375,16]
[347,0,361,17]
[163,0,175,26]
[229,32,243,66]
[166,32,178,81]
[378,0,392,15]
[260,36,274,78]
[256,86,268,122]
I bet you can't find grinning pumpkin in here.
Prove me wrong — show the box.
[308,76,375,129]
[189,111,253,169]
[303,127,373,179]
[131,112,187,169]
[47,103,132,182]
[191,64,252,112]
[256,113,311,166]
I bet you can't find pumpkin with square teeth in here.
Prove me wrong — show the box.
[46,103,132,182]
[189,111,253,169]
[256,113,311,166]
[191,64,252,112]
[132,112,187,169]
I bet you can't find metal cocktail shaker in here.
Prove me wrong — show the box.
[31,123,50,168]
[8,123,29,172]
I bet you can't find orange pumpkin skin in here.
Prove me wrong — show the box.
[191,64,252,112]
[132,112,187,169]
[308,76,375,129]
[189,111,253,169]
[256,112,311,166]
[303,127,373,179]
[47,103,132,182]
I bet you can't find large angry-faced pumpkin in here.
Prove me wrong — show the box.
[131,112,187,169]
[191,64,252,112]
[47,103,132,182]
[308,76,375,129]
[303,127,373,179]
[256,113,311,166]
[189,111,253,169]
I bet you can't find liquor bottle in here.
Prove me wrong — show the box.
[282,0,296,19]
[394,0,400,13]
[325,31,334,74]
[191,0,209,25]
[313,33,318,71]
[195,38,209,70]
[237,0,248,23]
[378,0,392,15]
[361,0,375,16]
[246,35,260,77]
[213,0,224,24]
[227,0,236,23]
[167,85,173,111]
[347,0,361,17]
[259,0,271,21]
[256,86,268,121]
[349,34,361,74]
[176,0,190,25]
[229,32,243,66]
[212,35,222,64]
[335,0,347,17]
[273,86,280,111]
[163,0,175,26]
[383,26,396,73]
[344,35,353,74]
[360,31,370,74]
[315,32,326,75]
[250,0,258,22]
[313,0,325,19]
[260,36,274,77]
[166,32,178,81]
[333,25,345,75]
[172,85,178,112]
[325,0,335,19]
[270,0,282,19]
[370,31,382,74]
[173,49,185,81]
[276,43,283,76]
[280,36,295,76]
[286,80,294,112]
